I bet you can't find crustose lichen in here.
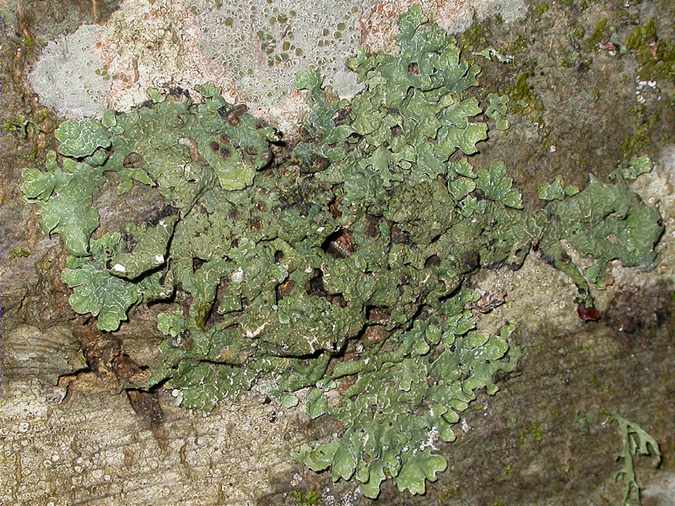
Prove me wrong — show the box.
[22,7,664,499]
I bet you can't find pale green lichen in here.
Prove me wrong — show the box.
[539,171,663,303]
[110,217,177,280]
[21,152,104,257]
[613,415,661,505]
[537,175,579,201]
[62,234,141,331]
[21,6,664,499]
[610,155,653,182]
[55,118,112,158]
[485,93,510,130]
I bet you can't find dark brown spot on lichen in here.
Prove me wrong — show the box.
[365,215,381,237]
[333,106,352,125]
[328,197,342,219]
[276,278,295,300]
[322,229,354,258]
[391,224,410,244]
[364,325,389,344]
[123,152,143,167]
[306,268,327,297]
[226,104,248,126]
[366,306,390,323]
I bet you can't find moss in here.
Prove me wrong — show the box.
[459,22,490,53]
[506,33,528,55]
[21,35,38,56]
[591,373,602,389]
[1,114,29,137]
[9,246,32,259]
[516,422,545,447]
[290,488,320,506]
[509,72,532,102]
[585,18,609,50]
[529,422,545,443]
[435,482,461,502]
[621,107,661,159]
[572,26,586,40]
[625,18,675,81]
[626,19,657,51]
[505,72,544,122]
[532,2,550,19]
[94,67,111,80]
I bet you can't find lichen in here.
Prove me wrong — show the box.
[539,167,663,306]
[21,6,664,500]
[612,415,662,505]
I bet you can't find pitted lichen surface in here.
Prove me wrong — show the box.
[22,7,664,499]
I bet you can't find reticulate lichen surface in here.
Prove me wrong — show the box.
[21,7,664,499]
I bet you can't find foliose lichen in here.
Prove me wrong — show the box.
[538,157,663,307]
[22,7,664,499]
[612,415,662,505]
